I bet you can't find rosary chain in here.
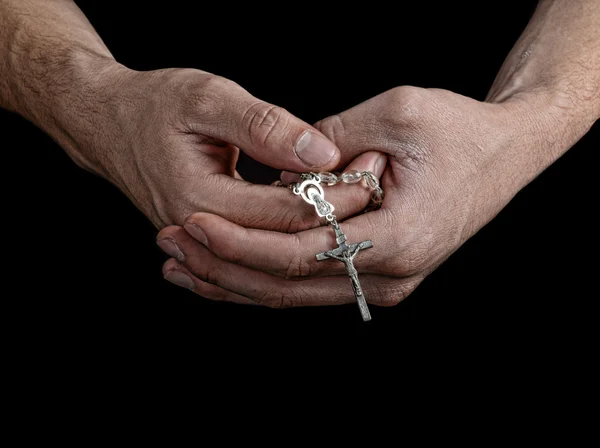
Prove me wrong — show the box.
[297,170,384,210]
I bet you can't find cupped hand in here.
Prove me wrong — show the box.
[74,65,387,230]
[158,86,559,307]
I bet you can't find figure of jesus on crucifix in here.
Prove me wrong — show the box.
[316,220,373,321]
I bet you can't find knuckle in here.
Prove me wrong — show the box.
[213,238,244,264]
[376,87,432,171]
[383,86,427,127]
[386,86,427,117]
[285,254,312,280]
[241,102,289,147]
[194,74,239,96]
[282,209,321,233]
[258,288,295,309]
[185,75,240,118]
[204,265,221,286]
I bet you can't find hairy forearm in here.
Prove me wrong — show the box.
[487,0,600,136]
[0,0,125,173]
[478,0,600,207]
[0,0,113,112]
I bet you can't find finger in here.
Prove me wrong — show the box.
[280,171,301,185]
[181,210,398,278]
[164,139,323,230]
[280,150,387,210]
[158,227,415,308]
[162,258,259,306]
[324,151,387,217]
[195,175,363,233]
[191,149,386,233]
[166,137,321,231]
[189,76,340,172]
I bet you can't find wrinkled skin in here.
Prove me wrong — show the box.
[67,67,350,229]
[158,86,575,307]
[2,0,597,309]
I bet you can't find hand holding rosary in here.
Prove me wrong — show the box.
[278,170,384,321]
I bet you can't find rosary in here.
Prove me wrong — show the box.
[278,170,384,321]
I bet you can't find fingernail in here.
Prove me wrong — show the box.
[294,131,337,168]
[281,171,301,185]
[164,270,195,291]
[184,222,208,246]
[375,154,387,177]
[157,238,185,262]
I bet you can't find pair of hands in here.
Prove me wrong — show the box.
[84,66,542,308]
[2,0,597,311]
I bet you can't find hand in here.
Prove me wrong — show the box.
[0,1,388,233]
[157,86,579,307]
[60,63,358,229]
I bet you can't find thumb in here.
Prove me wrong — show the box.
[194,77,340,172]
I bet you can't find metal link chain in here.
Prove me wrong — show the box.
[275,170,384,212]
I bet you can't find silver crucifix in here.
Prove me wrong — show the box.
[293,175,374,321]
[316,220,373,322]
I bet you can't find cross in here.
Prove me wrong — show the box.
[316,221,373,322]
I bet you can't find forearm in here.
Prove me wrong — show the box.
[480,0,599,205]
[0,0,125,173]
[487,0,599,135]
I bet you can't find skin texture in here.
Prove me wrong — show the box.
[0,1,598,308]
[1,0,369,230]
[158,0,600,307]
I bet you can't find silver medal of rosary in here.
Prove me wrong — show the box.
[279,170,384,322]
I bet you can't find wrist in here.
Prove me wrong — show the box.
[468,83,595,224]
[489,84,594,177]
[490,78,598,152]
[20,50,134,179]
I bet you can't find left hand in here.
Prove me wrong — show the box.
[157,86,579,307]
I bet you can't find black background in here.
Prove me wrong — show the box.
[3,1,597,358]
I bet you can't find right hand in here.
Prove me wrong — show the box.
[60,63,349,229]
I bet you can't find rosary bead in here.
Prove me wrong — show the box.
[342,170,362,184]
[364,172,379,189]
[371,188,384,206]
[318,172,339,186]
